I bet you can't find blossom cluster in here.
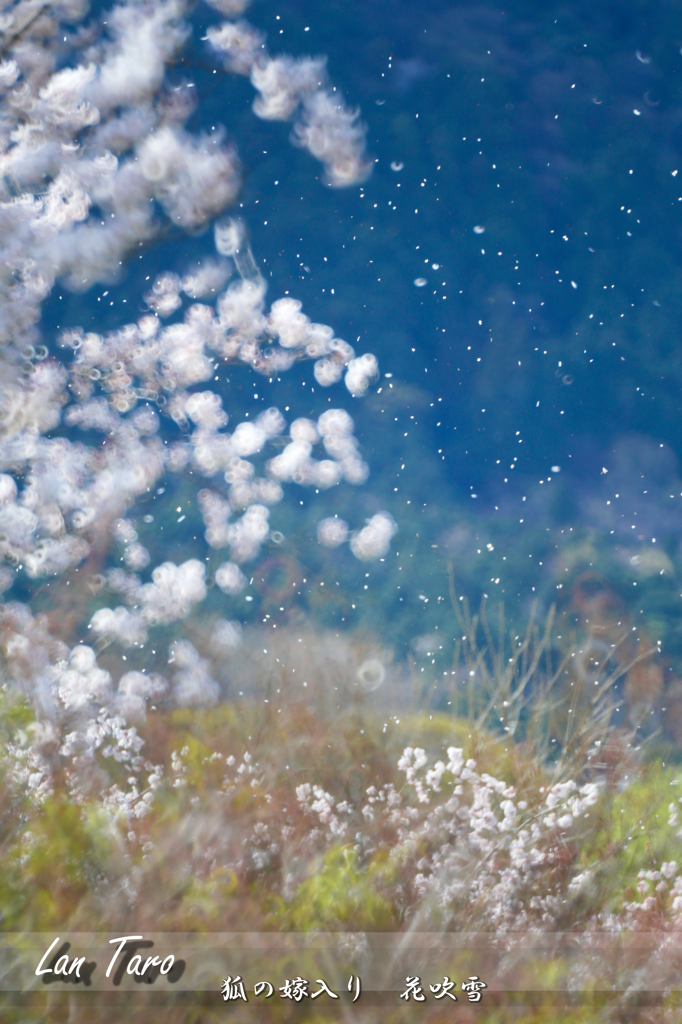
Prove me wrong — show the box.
[4,707,664,944]
[297,745,603,930]
[206,14,371,187]
[0,0,395,723]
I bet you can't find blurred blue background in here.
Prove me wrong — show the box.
[40,0,682,741]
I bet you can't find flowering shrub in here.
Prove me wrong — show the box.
[0,0,391,724]
[3,669,682,1021]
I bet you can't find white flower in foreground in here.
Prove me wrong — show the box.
[350,511,397,560]
[215,561,247,595]
[90,606,147,647]
[317,516,348,548]
[345,353,378,396]
[139,560,207,624]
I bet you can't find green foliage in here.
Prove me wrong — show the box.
[0,687,34,742]
[176,868,239,928]
[275,846,397,931]
[6,796,96,930]
[576,764,682,908]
